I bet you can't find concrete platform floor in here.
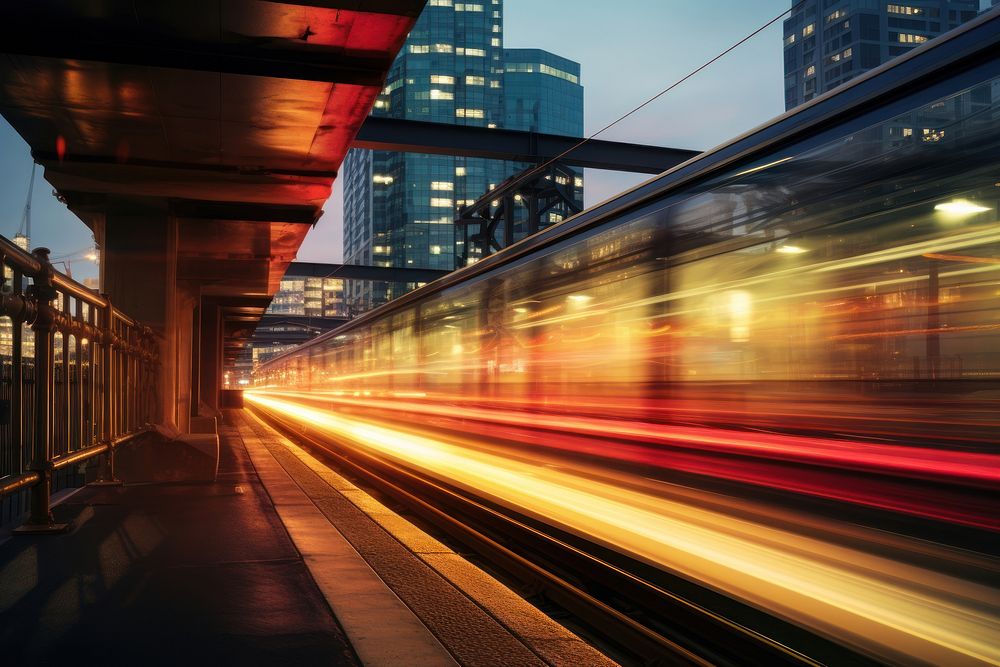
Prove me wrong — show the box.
[0,410,615,667]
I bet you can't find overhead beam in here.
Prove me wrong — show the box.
[354,117,701,174]
[285,261,451,283]
[1,24,391,87]
[268,0,424,16]
[170,199,320,224]
[33,151,338,179]
[57,191,321,224]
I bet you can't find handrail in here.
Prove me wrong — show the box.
[0,233,159,531]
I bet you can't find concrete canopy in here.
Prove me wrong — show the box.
[0,0,424,428]
[0,0,423,421]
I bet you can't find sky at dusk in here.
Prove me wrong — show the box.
[5,0,981,277]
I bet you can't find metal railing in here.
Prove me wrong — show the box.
[0,234,158,530]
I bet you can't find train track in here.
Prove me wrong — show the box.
[248,403,875,667]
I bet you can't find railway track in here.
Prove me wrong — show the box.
[248,403,876,667]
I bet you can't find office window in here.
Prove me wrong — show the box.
[898,32,928,43]
[803,23,815,37]
[431,181,454,191]
[784,33,796,46]
[429,89,454,100]
[887,4,923,15]
[430,198,453,207]
[430,75,455,84]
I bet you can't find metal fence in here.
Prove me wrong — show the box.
[0,234,157,531]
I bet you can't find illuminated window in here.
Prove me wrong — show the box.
[458,47,486,57]
[802,23,814,37]
[784,33,796,46]
[902,127,913,137]
[373,99,388,109]
[805,65,815,77]
[887,4,923,15]
[898,33,928,43]
[428,0,452,5]
[430,197,453,207]
[492,24,501,32]
[455,2,483,10]
[487,122,497,128]
[429,89,453,100]
[504,62,579,84]
[382,80,402,94]
[455,166,466,176]
[455,108,485,118]
[491,37,501,47]
[430,74,455,84]
[826,9,848,22]
[430,245,442,255]
[922,128,945,142]
[432,43,454,53]
[573,177,583,187]
[489,80,501,88]
[431,181,453,191]
[372,174,394,185]
[465,75,485,85]
[409,44,429,54]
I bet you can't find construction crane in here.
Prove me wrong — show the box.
[13,162,35,252]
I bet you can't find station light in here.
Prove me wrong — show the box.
[934,199,990,216]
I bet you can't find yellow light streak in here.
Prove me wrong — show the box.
[247,392,1000,667]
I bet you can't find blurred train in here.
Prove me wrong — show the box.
[250,11,1000,667]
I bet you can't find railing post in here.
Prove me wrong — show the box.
[94,296,121,486]
[14,248,68,533]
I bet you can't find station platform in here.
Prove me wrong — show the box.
[0,410,614,667]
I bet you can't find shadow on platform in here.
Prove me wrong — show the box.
[0,417,359,666]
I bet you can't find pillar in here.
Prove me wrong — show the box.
[198,300,223,416]
[99,196,182,431]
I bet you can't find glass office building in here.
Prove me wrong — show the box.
[782,0,980,110]
[343,0,583,311]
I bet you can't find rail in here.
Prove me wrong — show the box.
[0,234,157,530]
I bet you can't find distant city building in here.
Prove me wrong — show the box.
[226,275,348,385]
[343,0,584,311]
[267,276,346,318]
[783,0,980,110]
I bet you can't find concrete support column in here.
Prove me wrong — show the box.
[99,197,180,431]
[173,283,198,432]
[198,300,223,416]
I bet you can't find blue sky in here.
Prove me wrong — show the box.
[0,0,824,278]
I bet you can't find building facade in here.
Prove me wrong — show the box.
[783,0,980,110]
[343,0,583,311]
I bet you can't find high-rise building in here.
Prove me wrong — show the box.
[783,0,980,110]
[343,0,583,311]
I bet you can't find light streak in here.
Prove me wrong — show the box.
[247,392,1000,666]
